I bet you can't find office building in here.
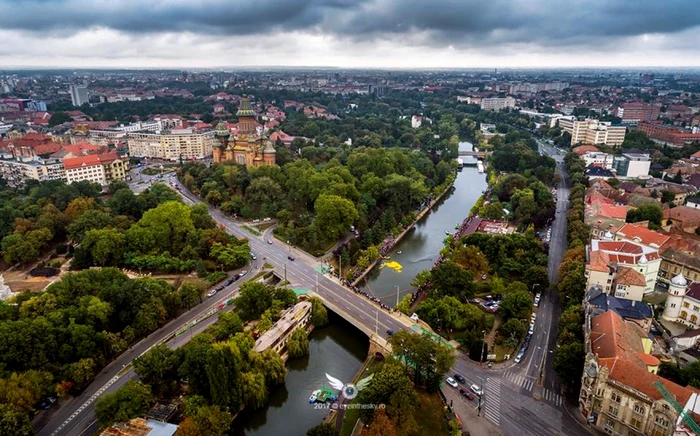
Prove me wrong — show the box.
[480,96,516,111]
[69,85,89,107]
[62,152,127,185]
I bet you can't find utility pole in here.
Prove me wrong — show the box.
[396,285,400,307]
[480,329,487,366]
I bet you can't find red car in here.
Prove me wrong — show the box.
[459,388,475,400]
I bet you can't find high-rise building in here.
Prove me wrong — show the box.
[69,85,89,107]
[127,129,214,161]
[616,102,660,124]
[560,119,626,147]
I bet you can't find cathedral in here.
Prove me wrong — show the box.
[212,95,276,167]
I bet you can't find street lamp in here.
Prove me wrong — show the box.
[480,330,487,366]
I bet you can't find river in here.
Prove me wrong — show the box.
[360,141,488,304]
[233,312,369,436]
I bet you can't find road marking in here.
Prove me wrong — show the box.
[483,378,501,425]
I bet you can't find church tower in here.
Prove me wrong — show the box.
[237,95,256,135]
[662,272,688,321]
[213,122,230,164]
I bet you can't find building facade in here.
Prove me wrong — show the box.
[586,239,660,298]
[617,103,660,124]
[480,96,516,111]
[127,129,214,160]
[562,119,627,147]
[612,152,651,179]
[0,156,65,187]
[69,84,89,107]
[212,95,276,167]
[62,153,127,185]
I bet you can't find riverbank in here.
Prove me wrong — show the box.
[350,178,456,288]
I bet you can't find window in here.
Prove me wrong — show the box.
[611,392,621,403]
[684,302,689,308]
[694,306,699,312]
[608,405,619,416]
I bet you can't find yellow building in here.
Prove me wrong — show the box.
[212,95,276,167]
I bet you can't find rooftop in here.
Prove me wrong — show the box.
[616,223,670,248]
[253,301,311,352]
[616,266,647,287]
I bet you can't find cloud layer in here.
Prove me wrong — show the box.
[1,0,700,67]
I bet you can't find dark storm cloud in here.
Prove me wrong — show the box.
[1,0,700,47]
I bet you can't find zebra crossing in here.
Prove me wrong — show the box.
[502,371,563,407]
[482,378,501,425]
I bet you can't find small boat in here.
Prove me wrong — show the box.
[397,251,402,255]
[309,390,320,403]
[445,230,450,235]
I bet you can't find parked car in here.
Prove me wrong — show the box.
[207,289,217,297]
[410,313,419,322]
[470,384,483,396]
[459,388,475,400]
[446,377,458,388]
[224,278,234,286]
[38,396,57,410]
[514,352,524,364]
[454,374,466,384]
[239,270,248,277]
[263,217,271,222]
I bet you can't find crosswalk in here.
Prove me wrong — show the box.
[502,371,563,407]
[483,378,501,425]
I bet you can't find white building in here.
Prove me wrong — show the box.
[582,151,615,170]
[69,84,89,107]
[586,239,661,298]
[411,115,423,129]
[480,96,516,111]
[662,274,700,329]
[127,128,214,160]
[63,153,127,186]
[0,156,65,187]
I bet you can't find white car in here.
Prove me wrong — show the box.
[514,352,524,364]
[470,384,483,396]
[410,313,419,322]
[534,297,541,307]
[531,313,537,321]
[446,377,458,388]
[239,270,248,277]
[206,289,217,297]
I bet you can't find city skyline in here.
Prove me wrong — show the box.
[1,0,700,68]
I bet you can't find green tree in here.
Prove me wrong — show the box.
[429,261,474,301]
[310,297,329,327]
[410,270,431,288]
[94,380,154,427]
[307,422,337,436]
[235,282,273,321]
[81,228,125,266]
[314,194,359,241]
[133,344,180,397]
[209,242,250,270]
[0,404,33,436]
[205,344,242,411]
[287,327,309,358]
[553,342,585,388]
[67,209,113,242]
[48,111,73,127]
[388,330,455,391]
[501,319,526,342]
[626,203,663,228]
[251,349,287,387]
[396,294,412,315]
[179,280,206,309]
[355,360,416,422]
[499,290,532,320]
[67,357,97,386]
[239,371,268,410]
[178,403,232,436]
[661,190,676,204]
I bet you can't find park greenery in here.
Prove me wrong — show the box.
[179,146,456,257]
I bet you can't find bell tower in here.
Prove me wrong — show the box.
[213,122,230,164]
[237,95,256,135]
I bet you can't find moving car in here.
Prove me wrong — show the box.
[470,384,483,396]
[454,374,466,384]
[386,329,395,336]
[446,377,458,388]
[287,255,295,261]
[267,240,273,244]
[250,252,257,260]
[459,388,475,400]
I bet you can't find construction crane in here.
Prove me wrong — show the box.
[653,380,700,434]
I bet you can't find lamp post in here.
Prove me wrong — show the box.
[480,329,487,366]
[396,285,400,308]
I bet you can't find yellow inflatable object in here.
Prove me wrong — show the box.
[380,261,403,273]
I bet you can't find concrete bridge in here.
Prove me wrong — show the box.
[458,150,490,158]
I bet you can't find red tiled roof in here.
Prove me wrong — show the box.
[587,250,611,273]
[617,223,670,248]
[600,358,697,404]
[600,205,628,220]
[615,267,646,287]
[62,152,121,170]
[573,145,599,156]
[664,206,700,223]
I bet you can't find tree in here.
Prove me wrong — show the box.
[109,189,146,219]
[553,342,585,388]
[396,294,412,315]
[209,242,249,270]
[310,297,329,327]
[251,349,287,387]
[307,422,337,436]
[178,403,232,436]
[179,280,206,309]
[67,209,113,242]
[452,245,490,275]
[287,327,309,358]
[133,344,180,397]
[127,201,194,254]
[235,282,273,321]
[499,290,532,320]
[210,311,243,341]
[626,203,663,228]
[388,330,455,391]
[205,344,242,411]
[48,111,73,127]
[65,197,98,221]
[67,357,97,386]
[429,261,474,301]
[1,228,52,264]
[661,190,676,204]
[94,380,154,427]
[410,270,431,288]
[0,404,33,436]
[314,194,359,241]
[501,319,526,342]
[239,371,268,410]
[356,360,416,422]
[81,228,125,266]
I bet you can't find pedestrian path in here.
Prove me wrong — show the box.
[483,378,501,426]
[502,371,563,407]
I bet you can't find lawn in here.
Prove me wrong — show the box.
[242,225,262,236]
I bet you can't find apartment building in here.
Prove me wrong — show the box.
[579,309,700,436]
[561,119,627,147]
[480,96,516,111]
[127,128,214,160]
[0,155,65,187]
[638,121,700,147]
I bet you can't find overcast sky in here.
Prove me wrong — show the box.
[2,0,700,68]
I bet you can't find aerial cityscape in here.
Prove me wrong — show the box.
[2,2,700,436]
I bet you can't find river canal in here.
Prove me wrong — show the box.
[360,141,488,304]
[233,312,369,436]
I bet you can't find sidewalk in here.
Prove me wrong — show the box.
[441,387,503,435]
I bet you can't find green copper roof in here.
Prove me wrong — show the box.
[236,95,256,117]
[215,122,230,137]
